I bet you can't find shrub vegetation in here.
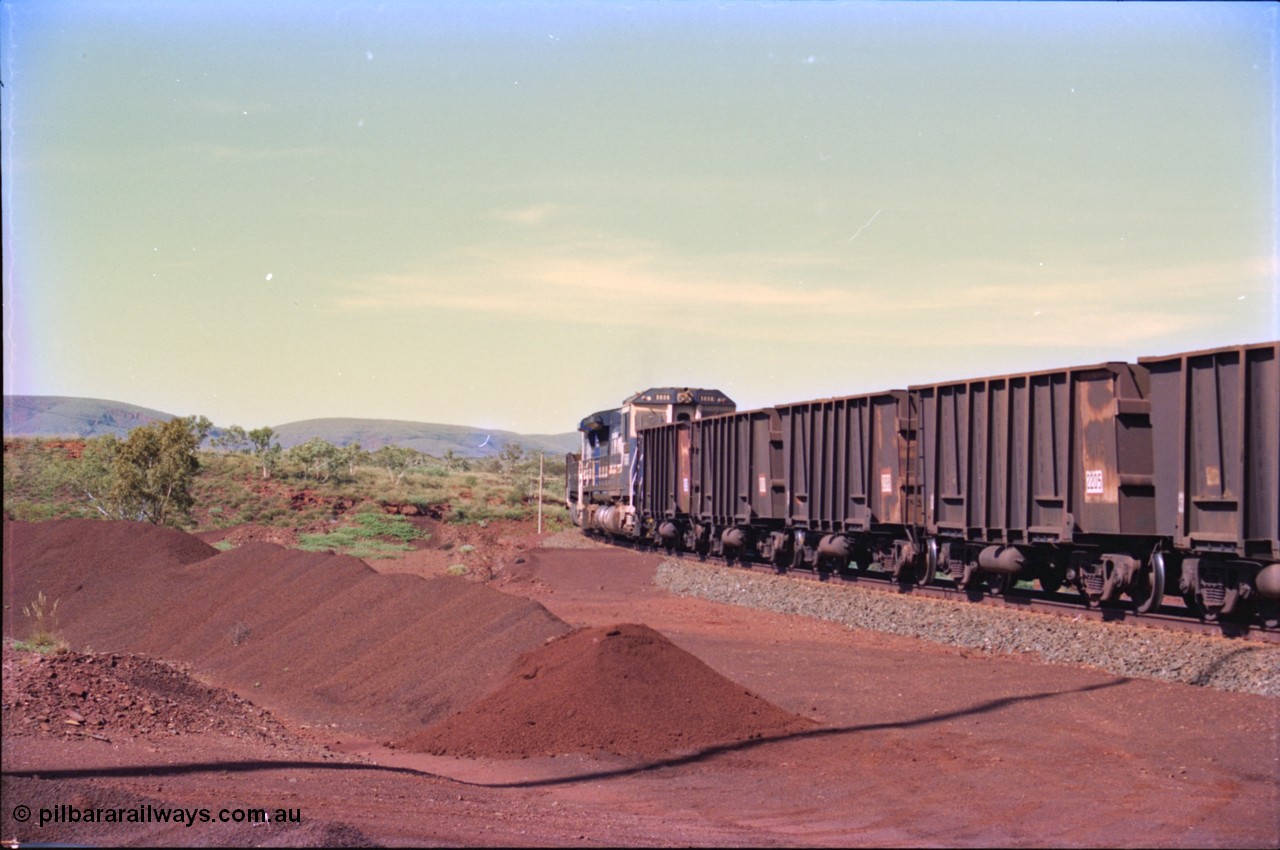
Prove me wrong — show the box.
[14,591,69,654]
[4,431,570,538]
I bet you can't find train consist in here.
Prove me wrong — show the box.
[566,342,1280,628]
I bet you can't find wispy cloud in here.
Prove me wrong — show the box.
[332,243,1273,352]
[332,243,862,335]
[180,143,328,164]
[490,203,562,225]
[883,256,1276,351]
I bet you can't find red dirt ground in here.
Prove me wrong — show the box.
[3,518,1278,847]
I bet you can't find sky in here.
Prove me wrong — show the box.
[2,1,1277,435]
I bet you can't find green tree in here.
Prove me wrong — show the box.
[336,442,367,478]
[441,448,470,472]
[64,435,120,518]
[188,415,215,447]
[288,437,340,482]
[497,442,525,481]
[247,427,281,480]
[212,424,250,453]
[107,417,202,525]
[372,444,424,485]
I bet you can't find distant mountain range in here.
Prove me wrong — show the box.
[2,395,579,459]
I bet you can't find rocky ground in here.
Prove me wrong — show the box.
[3,517,1278,847]
[2,648,302,747]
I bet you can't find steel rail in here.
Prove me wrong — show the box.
[605,533,1280,644]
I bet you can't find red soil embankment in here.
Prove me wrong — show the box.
[2,519,569,737]
[4,519,814,758]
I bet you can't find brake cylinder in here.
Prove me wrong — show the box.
[817,534,849,560]
[977,545,1025,574]
[1257,563,1280,600]
[721,527,745,557]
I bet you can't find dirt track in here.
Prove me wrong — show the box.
[3,518,1278,847]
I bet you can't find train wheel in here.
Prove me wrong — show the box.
[1128,552,1166,615]
[917,539,938,586]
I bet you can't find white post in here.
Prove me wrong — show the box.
[538,452,544,534]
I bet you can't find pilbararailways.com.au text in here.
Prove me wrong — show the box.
[21,803,301,829]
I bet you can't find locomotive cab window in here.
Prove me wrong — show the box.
[633,409,665,432]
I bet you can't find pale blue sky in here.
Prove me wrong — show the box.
[3,1,1276,433]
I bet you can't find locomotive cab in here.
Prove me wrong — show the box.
[568,388,734,538]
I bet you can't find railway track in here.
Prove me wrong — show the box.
[875,572,1280,643]
[596,533,1280,644]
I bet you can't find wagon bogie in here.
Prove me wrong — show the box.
[1180,556,1274,622]
[1062,546,1166,611]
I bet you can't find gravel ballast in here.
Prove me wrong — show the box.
[655,558,1280,698]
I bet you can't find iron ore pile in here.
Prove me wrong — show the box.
[656,559,1280,698]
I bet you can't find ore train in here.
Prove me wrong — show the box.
[566,342,1280,629]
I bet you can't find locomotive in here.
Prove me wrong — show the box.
[566,342,1280,628]
[567,387,735,537]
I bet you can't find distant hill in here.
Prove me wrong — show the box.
[3,395,174,439]
[3,396,578,459]
[270,418,578,458]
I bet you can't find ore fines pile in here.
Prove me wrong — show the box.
[656,559,1280,698]
[1,644,303,747]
